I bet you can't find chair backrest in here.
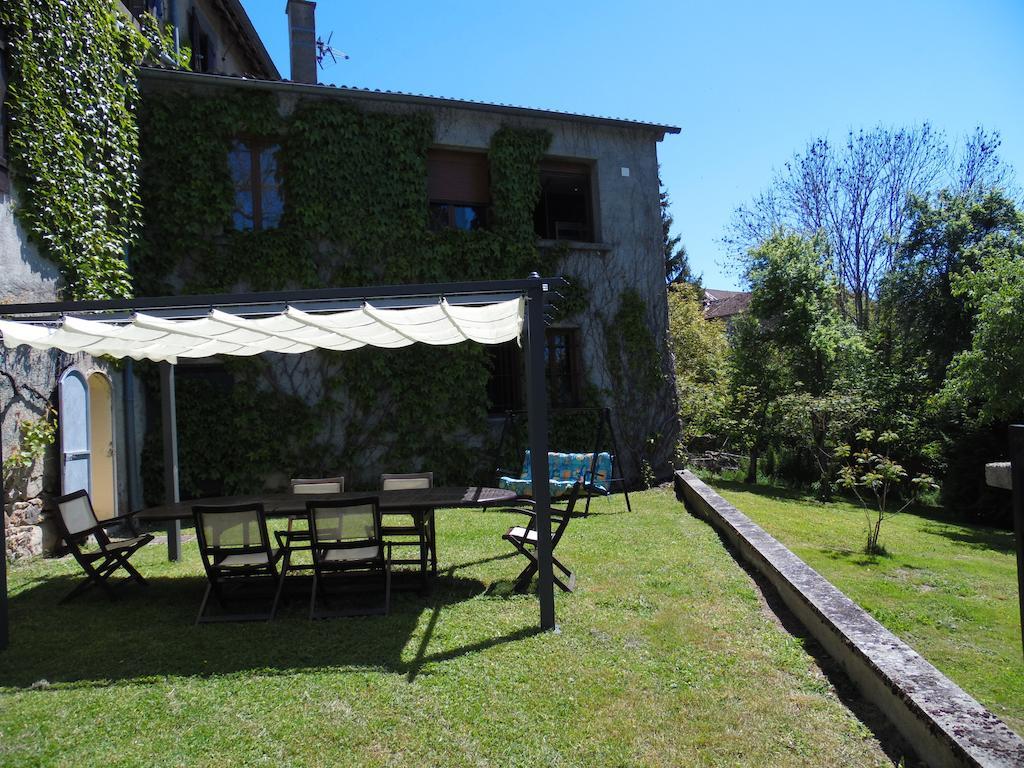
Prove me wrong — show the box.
[291,476,345,494]
[550,480,583,546]
[192,503,272,568]
[54,490,100,538]
[306,497,381,557]
[380,472,433,491]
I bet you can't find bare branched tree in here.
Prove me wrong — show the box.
[726,124,1010,329]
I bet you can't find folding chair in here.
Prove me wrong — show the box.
[287,475,345,539]
[193,502,284,624]
[306,497,391,619]
[502,479,581,592]
[53,490,153,604]
[380,472,434,586]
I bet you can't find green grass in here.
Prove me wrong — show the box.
[0,489,893,767]
[710,479,1024,736]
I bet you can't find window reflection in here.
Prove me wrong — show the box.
[228,140,282,231]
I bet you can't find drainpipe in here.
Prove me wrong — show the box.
[169,0,180,57]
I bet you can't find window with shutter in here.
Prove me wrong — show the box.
[426,149,490,231]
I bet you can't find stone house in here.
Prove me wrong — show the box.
[0,0,275,558]
[1,0,679,559]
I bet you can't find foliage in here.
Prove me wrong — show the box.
[661,176,693,284]
[734,230,868,496]
[2,408,57,490]
[836,429,937,555]
[723,312,790,483]
[605,290,671,478]
[135,89,566,495]
[138,12,191,70]
[940,226,1024,424]
[0,0,151,299]
[728,124,1010,328]
[667,283,729,445]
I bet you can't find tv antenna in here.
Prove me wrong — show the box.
[316,32,349,69]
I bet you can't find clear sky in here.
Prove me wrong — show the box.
[243,0,1024,290]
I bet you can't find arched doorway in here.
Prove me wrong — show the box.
[87,373,117,520]
[57,369,117,520]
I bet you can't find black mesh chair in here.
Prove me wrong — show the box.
[306,497,391,619]
[193,502,284,624]
[502,479,581,592]
[53,490,153,603]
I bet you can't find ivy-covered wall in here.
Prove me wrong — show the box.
[134,76,679,498]
[135,84,567,498]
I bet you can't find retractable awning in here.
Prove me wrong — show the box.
[0,276,567,649]
[0,297,524,363]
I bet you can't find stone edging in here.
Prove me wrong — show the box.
[674,469,1024,768]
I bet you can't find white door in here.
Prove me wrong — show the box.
[58,369,90,496]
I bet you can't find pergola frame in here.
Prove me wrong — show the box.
[0,274,565,650]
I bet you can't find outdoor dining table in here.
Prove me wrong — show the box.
[133,486,519,523]
[133,486,520,589]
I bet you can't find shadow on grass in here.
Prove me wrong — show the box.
[920,523,1015,554]
[0,569,541,690]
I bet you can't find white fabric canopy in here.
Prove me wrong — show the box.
[0,297,524,364]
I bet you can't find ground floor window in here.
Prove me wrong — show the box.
[486,327,583,412]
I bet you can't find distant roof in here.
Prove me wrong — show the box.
[138,67,682,137]
[703,289,751,320]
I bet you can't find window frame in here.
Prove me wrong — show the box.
[229,137,283,232]
[544,327,583,408]
[426,148,491,232]
[534,160,597,243]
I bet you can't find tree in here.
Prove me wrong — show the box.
[726,311,788,483]
[742,230,868,497]
[667,283,730,446]
[661,177,694,284]
[942,249,1024,424]
[728,125,1009,329]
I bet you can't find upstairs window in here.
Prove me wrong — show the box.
[534,161,594,242]
[427,149,490,232]
[188,8,216,73]
[229,140,283,231]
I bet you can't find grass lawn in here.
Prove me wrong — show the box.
[711,479,1024,736]
[0,488,894,767]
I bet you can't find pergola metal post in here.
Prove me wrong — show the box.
[160,361,181,561]
[1010,424,1024,658]
[524,275,556,630]
[1,440,8,650]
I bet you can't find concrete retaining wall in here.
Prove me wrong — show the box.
[674,469,1024,768]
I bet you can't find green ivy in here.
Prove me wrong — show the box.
[0,0,149,299]
[136,88,559,497]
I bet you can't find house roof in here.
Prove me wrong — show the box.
[703,289,751,320]
[138,67,682,138]
[209,0,280,80]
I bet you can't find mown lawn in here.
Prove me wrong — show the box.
[0,488,893,767]
[711,480,1024,736]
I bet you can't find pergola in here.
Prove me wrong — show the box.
[0,274,566,650]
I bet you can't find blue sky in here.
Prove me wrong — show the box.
[244,0,1024,290]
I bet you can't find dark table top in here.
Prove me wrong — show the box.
[133,486,520,523]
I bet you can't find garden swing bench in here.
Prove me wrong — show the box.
[493,406,632,514]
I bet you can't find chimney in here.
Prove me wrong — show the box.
[286,0,317,84]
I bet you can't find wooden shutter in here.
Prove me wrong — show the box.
[427,149,490,204]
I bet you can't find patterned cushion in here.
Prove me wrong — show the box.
[499,450,614,498]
